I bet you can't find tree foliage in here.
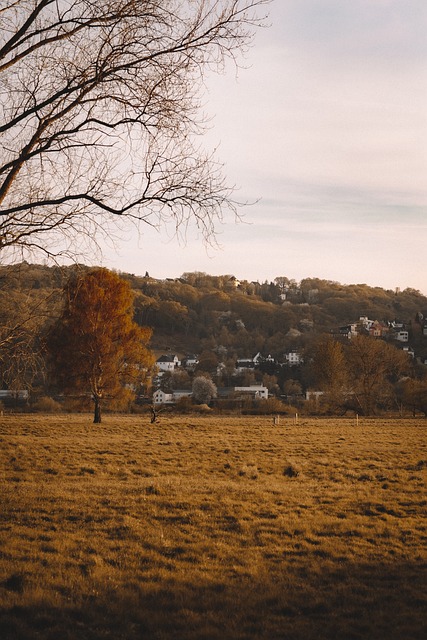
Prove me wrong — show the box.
[192,375,217,404]
[0,0,269,261]
[397,377,427,417]
[345,335,411,415]
[48,268,154,422]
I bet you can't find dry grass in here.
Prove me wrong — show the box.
[0,414,426,639]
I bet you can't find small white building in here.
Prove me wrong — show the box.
[182,355,198,370]
[156,354,181,372]
[153,389,192,405]
[395,331,409,343]
[234,385,268,400]
[284,350,304,366]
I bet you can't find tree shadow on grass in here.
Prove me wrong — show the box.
[0,561,426,640]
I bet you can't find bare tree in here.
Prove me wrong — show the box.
[0,0,269,260]
[0,287,53,392]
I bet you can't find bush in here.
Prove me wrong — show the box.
[32,396,62,413]
[62,396,92,413]
[193,403,212,413]
[242,397,288,415]
[283,463,299,478]
[175,396,193,413]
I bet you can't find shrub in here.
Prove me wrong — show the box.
[62,396,92,413]
[32,396,62,413]
[175,396,193,413]
[283,463,299,478]
[193,403,212,413]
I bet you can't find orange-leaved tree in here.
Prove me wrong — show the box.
[48,268,154,423]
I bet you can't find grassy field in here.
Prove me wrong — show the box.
[0,414,426,640]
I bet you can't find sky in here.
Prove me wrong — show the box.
[102,0,427,294]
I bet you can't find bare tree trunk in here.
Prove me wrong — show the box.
[93,395,102,424]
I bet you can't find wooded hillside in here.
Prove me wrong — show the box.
[1,262,427,358]
[1,262,427,414]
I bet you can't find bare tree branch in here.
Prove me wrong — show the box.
[0,0,270,260]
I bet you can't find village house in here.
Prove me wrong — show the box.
[235,352,274,372]
[283,350,303,366]
[153,389,192,405]
[155,354,181,373]
[233,385,268,400]
[181,354,198,370]
[369,320,389,338]
[394,330,409,343]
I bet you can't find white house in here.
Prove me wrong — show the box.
[395,331,409,343]
[153,389,192,405]
[182,354,198,370]
[153,389,173,404]
[284,350,303,366]
[234,385,268,400]
[156,354,181,372]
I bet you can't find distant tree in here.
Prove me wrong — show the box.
[345,335,410,415]
[48,268,154,423]
[196,350,219,374]
[262,373,280,396]
[169,370,192,391]
[283,378,303,397]
[397,377,427,417]
[310,335,347,391]
[192,375,217,404]
[156,300,189,333]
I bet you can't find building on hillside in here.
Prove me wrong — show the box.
[236,352,275,372]
[359,316,374,331]
[182,354,198,370]
[283,350,303,366]
[235,357,255,372]
[156,354,181,372]
[394,330,409,343]
[369,320,389,338]
[331,324,358,340]
[227,276,241,288]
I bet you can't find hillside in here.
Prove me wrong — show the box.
[2,262,427,414]
[2,263,427,362]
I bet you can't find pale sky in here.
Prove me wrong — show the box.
[102,0,427,294]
